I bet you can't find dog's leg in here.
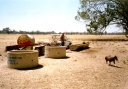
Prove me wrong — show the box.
[109,61,111,66]
[113,60,116,66]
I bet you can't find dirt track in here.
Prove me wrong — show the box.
[0,34,128,89]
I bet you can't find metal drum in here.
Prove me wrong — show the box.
[17,34,35,47]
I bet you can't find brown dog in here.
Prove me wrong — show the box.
[105,55,118,66]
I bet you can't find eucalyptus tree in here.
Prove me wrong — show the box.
[75,0,128,37]
[2,27,11,34]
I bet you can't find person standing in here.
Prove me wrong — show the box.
[60,33,65,46]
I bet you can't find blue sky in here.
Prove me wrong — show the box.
[0,0,86,32]
[0,0,121,33]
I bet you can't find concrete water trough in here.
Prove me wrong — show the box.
[7,50,38,69]
[44,46,66,58]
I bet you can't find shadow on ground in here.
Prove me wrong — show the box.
[18,64,44,70]
[50,56,70,59]
[75,47,90,52]
[110,65,123,68]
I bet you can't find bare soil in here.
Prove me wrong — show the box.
[0,34,128,89]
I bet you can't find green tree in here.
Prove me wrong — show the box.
[2,27,11,34]
[75,0,128,37]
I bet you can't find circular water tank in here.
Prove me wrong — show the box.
[45,46,66,58]
[17,34,35,47]
[7,50,38,69]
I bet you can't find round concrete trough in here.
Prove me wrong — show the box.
[7,50,38,69]
[45,46,66,58]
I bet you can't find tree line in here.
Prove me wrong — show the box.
[0,27,56,34]
[0,27,125,35]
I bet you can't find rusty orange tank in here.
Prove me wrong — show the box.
[17,34,35,47]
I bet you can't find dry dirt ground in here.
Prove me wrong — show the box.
[0,34,128,89]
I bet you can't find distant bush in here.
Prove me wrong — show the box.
[0,27,126,35]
